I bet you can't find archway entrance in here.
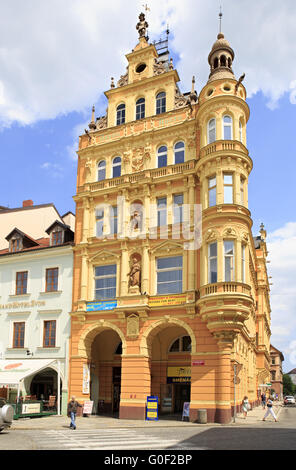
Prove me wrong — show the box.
[90,329,122,416]
[149,324,192,418]
[30,368,58,401]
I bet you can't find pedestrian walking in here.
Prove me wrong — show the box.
[67,396,83,430]
[261,393,266,409]
[242,396,249,419]
[262,398,277,422]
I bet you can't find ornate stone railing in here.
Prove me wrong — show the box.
[201,282,252,298]
[200,140,249,158]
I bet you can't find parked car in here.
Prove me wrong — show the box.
[0,398,14,432]
[284,396,296,405]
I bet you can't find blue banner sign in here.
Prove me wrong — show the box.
[86,301,117,312]
[146,396,159,421]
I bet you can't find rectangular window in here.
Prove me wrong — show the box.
[45,268,59,292]
[94,264,116,300]
[52,231,63,246]
[173,194,183,224]
[110,206,118,235]
[43,320,56,347]
[208,176,217,207]
[208,242,218,283]
[224,241,235,281]
[241,244,246,283]
[157,256,183,294]
[157,197,167,227]
[11,239,21,252]
[96,209,104,237]
[240,177,245,205]
[224,174,233,204]
[16,271,28,295]
[13,322,25,348]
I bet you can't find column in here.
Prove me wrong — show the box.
[82,199,90,243]
[214,332,234,423]
[80,252,88,301]
[121,245,129,296]
[142,244,149,294]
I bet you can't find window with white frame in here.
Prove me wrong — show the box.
[208,176,217,207]
[174,141,185,164]
[110,206,118,235]
[224,240,235,281]
[208,118,216,144]
[208,242,218,283]
[112,156,121,178]
[241,244,246,283]
[157,197,167,227]
[223,173,233,203]
[116,104,125,126]
[136,98,145,120]
[157,256,183,294]
[96,208,104,237]
[157,146,167,168]
[94,264,117,300]
[173,194,184,224]
[223,115,233,140]
[98,160,106,181]
[156,92,166,114]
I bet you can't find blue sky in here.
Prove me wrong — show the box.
[0,0,295,373]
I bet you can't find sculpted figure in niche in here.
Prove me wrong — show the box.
[128,257,141,289]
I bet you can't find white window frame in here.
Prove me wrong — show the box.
[208,242,218,284]
[224,240,235,282]
[156,255,183,295]
[222,115,233,140]
[207,118,216,144]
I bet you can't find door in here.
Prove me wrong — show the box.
[174,383,190,413]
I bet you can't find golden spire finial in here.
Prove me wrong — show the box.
[219,6,223,34]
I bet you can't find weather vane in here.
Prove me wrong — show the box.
[142,3,150,13]
[219,6,223,33]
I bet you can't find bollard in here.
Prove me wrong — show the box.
[197,408,207,424]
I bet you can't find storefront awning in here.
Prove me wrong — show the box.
[0,359,57,387]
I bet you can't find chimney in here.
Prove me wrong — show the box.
[23,200,33,208]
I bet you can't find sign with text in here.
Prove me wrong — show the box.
[22,403,41,414]
[83,401,94,415]
[192,360,205,366]
[146,396,159,421]
[149,294,187,308]
[167,366,191,384]
[86,300,117,312]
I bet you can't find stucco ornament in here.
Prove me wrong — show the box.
[117,72,128,87]
[153,59,166,76]
[136,12,148,39]
[128,257,141,290]
[96,115,107,130]
[127,314,140,337]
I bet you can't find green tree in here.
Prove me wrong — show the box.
[283,374,296,396]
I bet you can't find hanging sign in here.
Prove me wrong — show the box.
[146,396,159,421]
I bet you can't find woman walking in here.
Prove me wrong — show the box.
[242,396,249,419]
[263,397,278,422]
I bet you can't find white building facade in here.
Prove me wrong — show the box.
[0,218,74,415]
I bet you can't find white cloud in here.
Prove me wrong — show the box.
[40,161,64,178]
[0,0,295,128]
[268,222,296,370]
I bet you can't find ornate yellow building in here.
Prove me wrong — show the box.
[69,14,271,423]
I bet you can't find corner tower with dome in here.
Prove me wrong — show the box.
[69,13,272,424]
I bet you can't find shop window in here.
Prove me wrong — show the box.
[94,264,116,300]
[157,256,183,294]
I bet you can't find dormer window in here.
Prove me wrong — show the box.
[52,230,63,246]
[11,238,21,252]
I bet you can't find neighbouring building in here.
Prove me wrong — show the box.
[270,345,284,399]
[287,368,296,386]
[0,202,74,415]
[68,13,272,423]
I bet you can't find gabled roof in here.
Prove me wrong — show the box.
[5,228,39,247]
[45,220,72,235]
[288,368,296,375]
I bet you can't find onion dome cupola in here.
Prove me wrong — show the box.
[208,32,235,83]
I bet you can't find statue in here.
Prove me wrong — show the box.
[136,13,148,39]
[130,211,142,231]
[128,257,141,289]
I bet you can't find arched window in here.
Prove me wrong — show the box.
[116,104,125,126]
[214,57,219,69]
[115,342,122,355]
[112,156,121,178]
[97,160,106,181]
[169,336,192,352]
[208,118,216,144]
[228,57,232,68]
[239,120,243,142]
[156,92,166,115]
[136,98,145,120]
[174,141,185,164]
[157,146,167,168]
[223,115,233,140]
[220,55,226,67]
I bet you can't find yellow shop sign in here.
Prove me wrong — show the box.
[149,294,186,307]
[167,367,191,378]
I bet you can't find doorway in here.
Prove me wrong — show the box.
[112,367,121,413]
[173,383,191,413]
